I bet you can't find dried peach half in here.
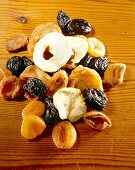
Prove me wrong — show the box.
[68,65,103,91]
[52,121,77,149]
[21,115,46,139]
[22,100,45,119]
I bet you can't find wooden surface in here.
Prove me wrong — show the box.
[0,0,135,169]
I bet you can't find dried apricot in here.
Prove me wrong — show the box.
[22,100,45,119]
[68,65,103,91]
[0,76,23,99]
[52,121,77,149]
[21,115,46,139]
[0,68,12,81]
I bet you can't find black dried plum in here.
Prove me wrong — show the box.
[66,19,92,35]
[23,78,47,98]
[22,56,34,68]
[83,88,108,111]
[57,10,71,33]
[43,97,59,125]
[88,57,109,76]
[79,53,92,67]
[6,56,24,77]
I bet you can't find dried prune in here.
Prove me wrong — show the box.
[43,97,59,125]
[22,56,34,68]
[6,56,24,77]
[23,78,47,98]
[57,10,70,33]
[79,53,92,67]
[66,19,92,35]
[83,88,108,111]
[88,57,109,76]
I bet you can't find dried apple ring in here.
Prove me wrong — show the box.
[68,65,103,91]
[27,22,61,56]
[87,37,105,57]
[33,32,73,73]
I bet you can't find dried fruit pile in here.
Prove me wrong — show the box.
[0,10,126,149]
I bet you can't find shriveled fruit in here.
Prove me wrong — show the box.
[104,63,126,87]
[83,111,111,130]
[43,97,59,125]
[22,56,34,68]
[87,37,105,57]
[83,88,108,111]
[22,100,45,119]
[33,32,73,72]
[68,65,103,91]
[21,115,46,139]
[47,70,68,98]
[27,22,61,56]
[23,78,47,99]
[0,76,23,99]
[52,121,77,149]
[53,87,87,122]
[0,68,12,81]
[6,34,28,52]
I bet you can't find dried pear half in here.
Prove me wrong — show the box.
[68,65,103,91]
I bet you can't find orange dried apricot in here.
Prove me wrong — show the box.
[0,67,12,81]
[22,100,45,119]
[21,115,46,139]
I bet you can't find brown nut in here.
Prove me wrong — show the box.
[68,65,103,91]
[104,63,126,87]
[0,67,12,81]
[83,111,112,131]
[27,22,61,56]
[6,34,28,52]
[0,76,23,99]
[22,100,45,119]
[52,121,77,149]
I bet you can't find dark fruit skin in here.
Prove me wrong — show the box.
[79,53,92,67]
[6,56,24,77]
[83,88,108,111]
[22,56,34,68]
[57,10,70,33]
[43,97,59,125]
[88,57,109,77]
[23,78,47,98]
[66,19,92,35]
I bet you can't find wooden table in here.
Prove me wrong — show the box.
[0,0,135,169]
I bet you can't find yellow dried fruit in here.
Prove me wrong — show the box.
[52,121,77,149]
[83,111,112,130]
[0,67,12,81]
[68,65,103,91]
[53,87,87,122]
[87,37,105,57]
[21,115,46,139]
[22,100,45,119]
[47,70,68,97]
[27,22,61,56]
[104,63,126,87]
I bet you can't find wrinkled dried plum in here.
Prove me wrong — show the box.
[79,53,92,67]
[88,57,109,76]
[83,88,108,111]
[6,56,24,77]
[23,78,47,98]
[22,56,34,68]
[57,10,70,33]
[43,97,59,125]
[67,19,92,35]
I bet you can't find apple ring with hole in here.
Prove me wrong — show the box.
[33,32,73,73]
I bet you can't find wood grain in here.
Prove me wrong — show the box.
[0,0,135,169]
